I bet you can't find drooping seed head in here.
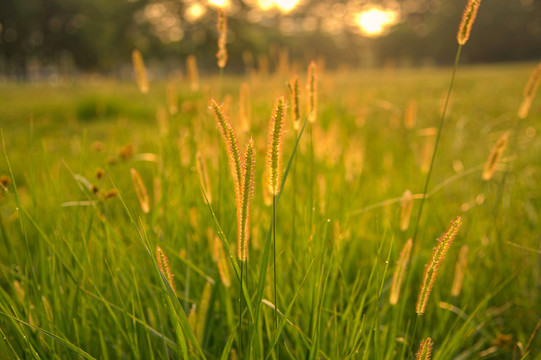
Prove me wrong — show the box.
[266,96,286,196]
[457,0,482,45]
[210,99,242,198]
[238,138,256,262]
[416,337,433,360]
[416,216,462,315]
[482,131,509,181]
[518,62,541,119]
[130,168,150,213]
[156,246,176,295]
[216,9,228,69]
[307,61,318,123]
[132,49,149,94]
[390,238,413,305]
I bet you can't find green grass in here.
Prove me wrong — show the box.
[0,62,541,359]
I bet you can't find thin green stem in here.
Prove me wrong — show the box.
[309,123,314,232]
[239,260,244,357]
[411,45,463,243]
[272,195,279,359]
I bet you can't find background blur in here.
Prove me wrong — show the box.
[0,0,540,79]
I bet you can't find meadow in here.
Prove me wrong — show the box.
[0,55,541,360]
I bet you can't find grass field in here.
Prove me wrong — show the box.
[0,60,541,359]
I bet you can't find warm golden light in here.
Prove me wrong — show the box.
[257,0,299,12]
[208,0,230,8]
[186,3,206,22]
[274,0,299,12]
[355,8,398,37]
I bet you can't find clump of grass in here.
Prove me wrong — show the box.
[416,216,462,315]
[132,49,149,94]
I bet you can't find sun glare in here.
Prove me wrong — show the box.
[355,8,398,37]
[258,0,299,13]
[208,0,230,9]
[186,3,206,22]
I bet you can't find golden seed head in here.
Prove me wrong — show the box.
[210,99,242,199]
[216,9,228,69]
[266,95,286,196]
[0,175,11,187]
[307,61,318,123]
[118,143,135,162]
[288,75,301,131]
[457,0,482,45]
[400,190,414,231]
[482,131,509,181]
[104,189,118,199]
[166,82,178,115]
[130,168,150,214]
[416,217,462,315]
[238,138,256,262]
[390,238,413,305]
[132,49,149,94]
[186,55,200,91]
[518,62,541,119]
[240,82,251,133]
[156,246,176,295]
[416,337,433,360]
[451,245,469,297]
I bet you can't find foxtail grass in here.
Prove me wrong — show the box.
[400,190,413,232]
[416,216,462,315]
[186,55,200,91]
[390,239,412,305]
[416,337,433,360]
[216,9,228,69]
[481,131,509,181]
[239,83,251,133]
[132,49,149,94]
[130,168,150,214]
[411,0,481,242]
[265,95,286,355]
[451,245,468,297]
[166,82,178,115]
[156,246,176,296]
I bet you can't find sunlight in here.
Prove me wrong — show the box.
[355,7,398,37]
[208,0,230,9]
[257,0,299,13]
[186,3,206,22]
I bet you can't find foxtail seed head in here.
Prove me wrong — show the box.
[307,61,318,123]
[416,337,433,360]
[288,75,301,131]
[132,49,149,94]
[216,9,228,68]
[210,99,242,199]
[130,168,150,213]
[266,96,286,196]
[390,238,412,305]
[451,245,468,297]
[238,138,256,262]
[240,83,251,133]
[156,246,176,295]
[482,131,509,181]
[518,62,541,119]
[416,217,462,315]
[400,190,414,231]
[457,0,481,45]
[186,55,200,91]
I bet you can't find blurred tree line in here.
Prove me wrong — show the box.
[0,0,539,78]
